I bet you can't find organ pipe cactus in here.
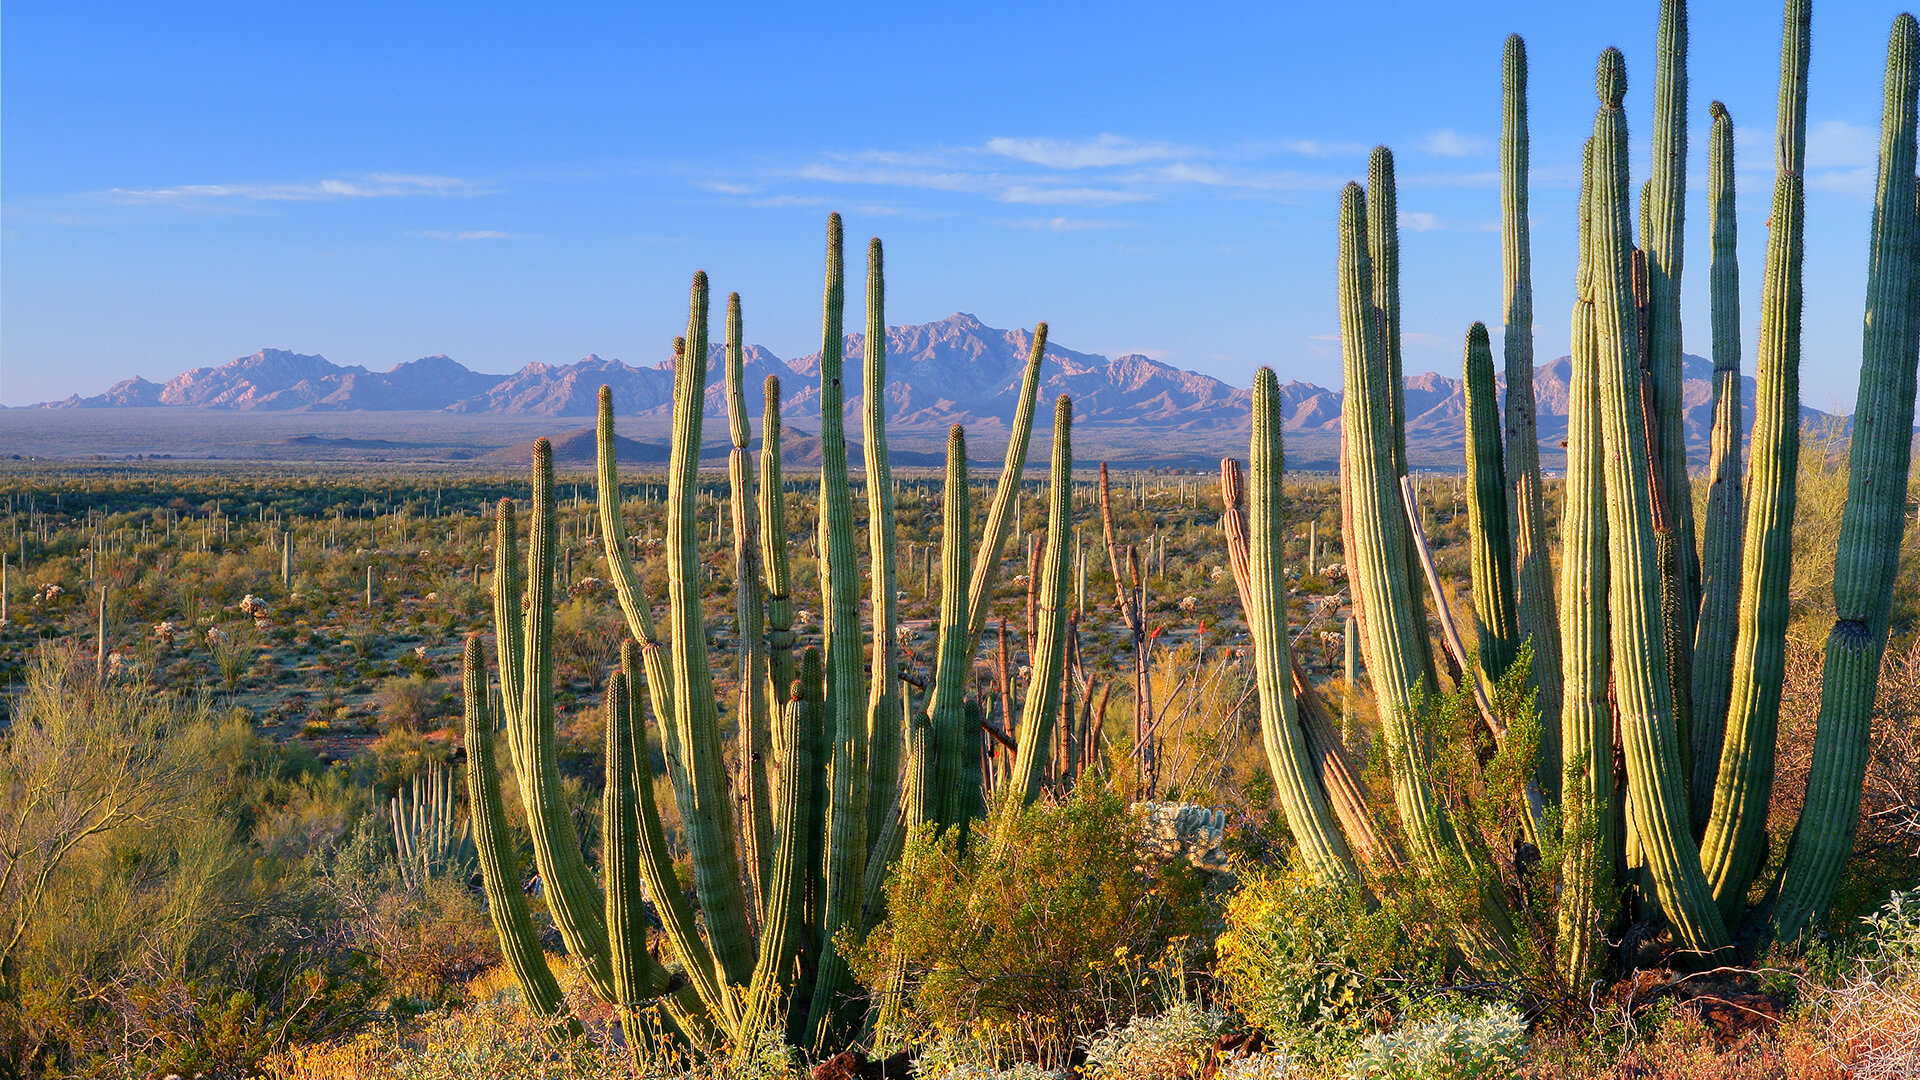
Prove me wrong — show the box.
[1772,11,1920,942]
[1690,100,1745,833]
[467,212,1054,1048]
[1008,397,1074,804]
[1500,33,1562,799]
[1700,0,1810,927]
[1319,0,1920,972]
[1462,322,1519,681]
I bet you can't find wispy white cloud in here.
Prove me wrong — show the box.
[997,185,1153,206]
[985,133,1186,169]
[1128,162,1346,192]
[1399,171,1499,189]
[748,194,826,207]
[1419,129,1488,158]
[1274,138,1371,158]
[411,229,511,241]
[703,181,758,195]
[999,216,1132,232]
[1398,211,1442,232]
[795,163,997,192]
[108,173,492,204]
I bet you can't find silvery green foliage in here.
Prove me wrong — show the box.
[1217,1050,1294,1080]
[1342,1002,1527,1079]
[1082,1001,1230,1080]
[1859,886,1920,971]
[912,1037,1067,1080]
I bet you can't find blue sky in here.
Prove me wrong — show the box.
[1,0,1909,409]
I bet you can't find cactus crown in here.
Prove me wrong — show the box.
[1598,48,1627,108]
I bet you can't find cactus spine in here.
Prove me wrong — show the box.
[1773,11,1920,942]
[1690,101,1745,832]
[1462,322,1519,680]
[1501,33,1562,798]
[1701,0,1810,926]
[1247,367,1355,884]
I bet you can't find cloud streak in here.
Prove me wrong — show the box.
[108,173,493,204]
[985,133,1186,168]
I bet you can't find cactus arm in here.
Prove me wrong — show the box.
[1463,322,1520,680]
[1557,137,1618,989]
[594,388,689,810]
[965,324,1049,650]
[602,670,688,1028]
[1009,397,1074,804]
[1648,0,1701,647]
[1700,0,1810,927]
[1367,148,1437,688]
[722,293,777,916]
[749,650,821,1035]
[1588,49,1731,957]
[760,375,797,770]
[1500,34,1564,801]
[663,272,757,985]
[1773,12,1920,942]
[510,439,620,998]
[1337,181,1451,867]
[1690,102,1746,833]
[862,239,906,846]
[924,424,975,831]
[492,499,527,756]
[460,636,576,1031]
[1246,369,1356,883]
[807,213,872,1047]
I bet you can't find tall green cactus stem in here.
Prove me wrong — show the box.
[1342,616,1359,750]
[1702,0,1810,927]
[461,636,574,1030]
[965,324,1049,650]
[1647,0,1700,647]
[614,641,734,1029]
[724,292,776,913]
[664,273,758,986]
[1248,367,1356,884]
[1010,396,1074,804]
[1366,148,1435,685]
[807,213,870,1044]
[862,238,904,846]
[925,424,974,829]
[1462,322,1520,680]
[1501,33,1563,801]
[1773,10,1920,943]
[1588,48,1730,958]
[604,669,656,1034]
[749,648,822,1039]
[1337,180,1452,871]
[513,440,625,998]
[1690,101,1745,833]
[761,375,797,770]
[1557,137,1617,990]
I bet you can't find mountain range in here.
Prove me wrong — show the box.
[32,313,1836,463]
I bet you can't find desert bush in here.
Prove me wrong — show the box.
[853,782,1215,1067]
[1342,1002,1527,1079]
[1081,999,1229,1080]
[377,671,446,730]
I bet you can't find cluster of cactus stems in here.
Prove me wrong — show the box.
[1287,0,1920,983]
[462,213,1077,1047]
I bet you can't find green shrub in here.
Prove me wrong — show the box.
[1215,863,1440,1060]
[1341,1002,1527,1080]
[852,782,1214,1066]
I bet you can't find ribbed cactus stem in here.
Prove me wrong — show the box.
[761,375,797,768]
[1501,35,1562,800]
[751,648,822,1039]
[724,292,776,915]
[1341,616,1359,750]
[513,438,622,997]
[1462,322,1520,680]
[807,213,870,1045]
[926,424,974,831]
[1773,10,1920,943]
[1701,0,1810,927]
[614,641,733,1027]
[966,324,1049,649]
[1010,397,1073,804]
[666,272,756,985]
[1648,0,1700,649]
[1588,48,1730,957]
[461,636,574,1030]
[1690,101,1745,833]
[603,670,654,1030]
[862,238,905,846]
[1247,368,1355,884]
[1557,136,1617,990]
